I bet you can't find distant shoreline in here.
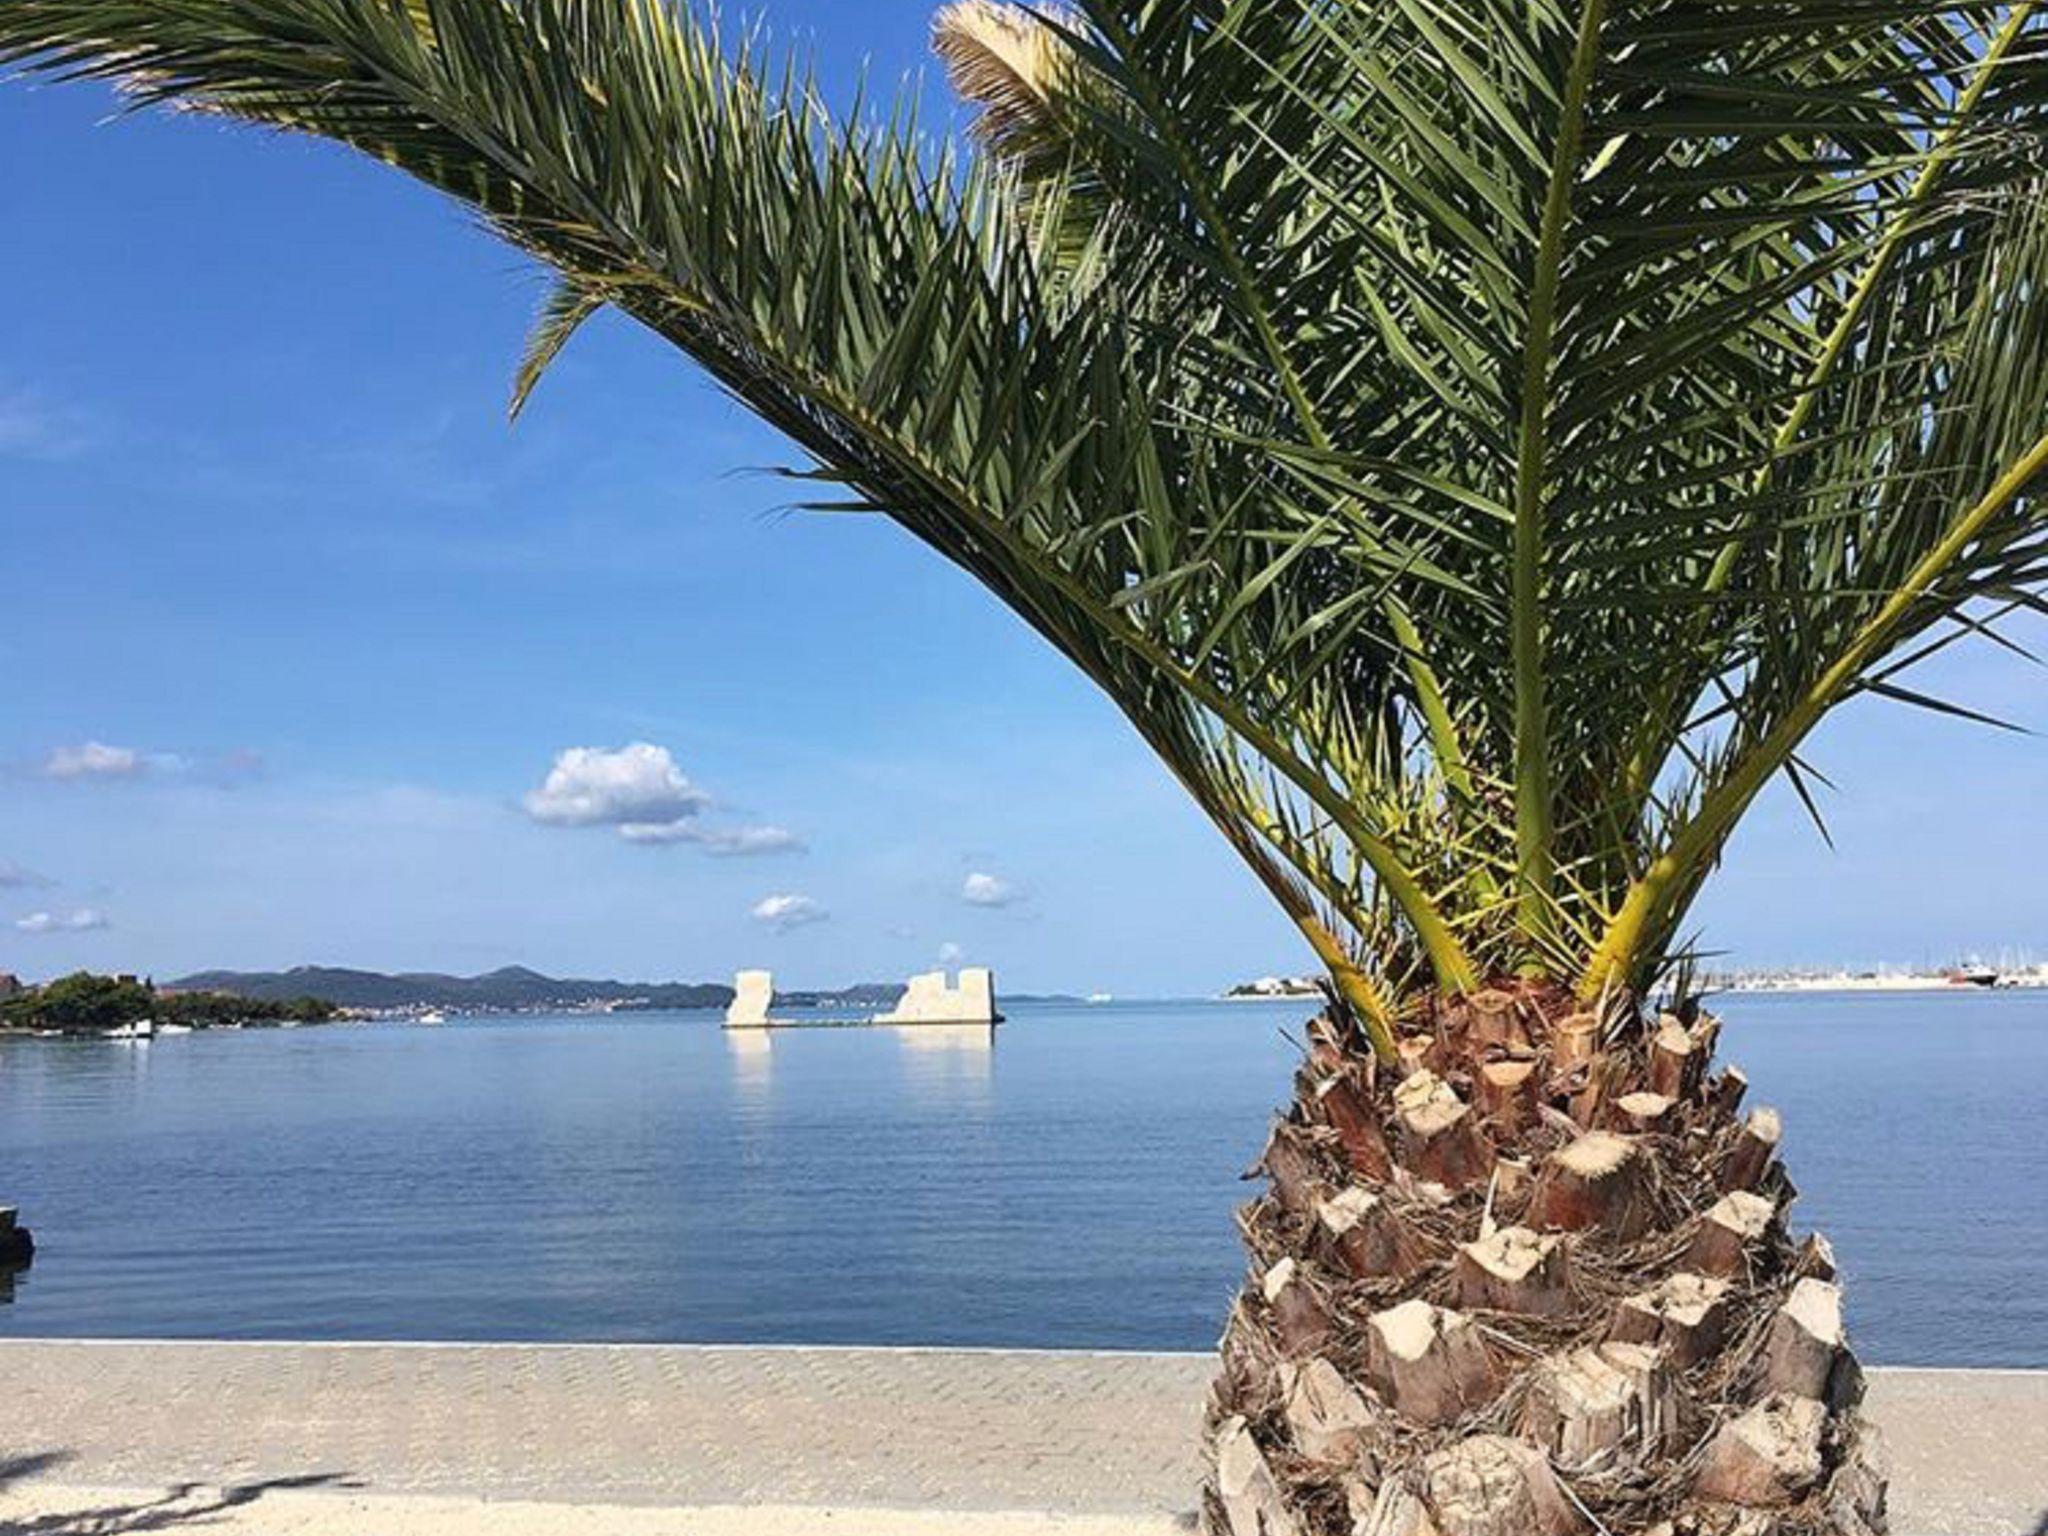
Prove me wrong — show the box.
[1217,969,2048,1001]
[1714,975,2047,995]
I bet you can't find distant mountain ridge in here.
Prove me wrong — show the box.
[166,966,1070,1014]
[169,965,733,1012]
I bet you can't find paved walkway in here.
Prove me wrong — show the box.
[0,1342,2042,1534]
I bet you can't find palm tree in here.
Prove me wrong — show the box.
[7,0,2048,1528]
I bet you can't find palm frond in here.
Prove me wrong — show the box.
[9,0,2048,1017]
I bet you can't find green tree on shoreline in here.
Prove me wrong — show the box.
[0,972,155,1034]
[0,972,337,1033]
[6,0,2047,1528]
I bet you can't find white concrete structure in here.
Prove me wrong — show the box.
[724,966,998,1029]
[875,968,1000,1026]
[725,970,775,1029]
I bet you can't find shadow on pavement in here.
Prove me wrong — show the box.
[0,1471,356,1535]
[0,1457,74,1495]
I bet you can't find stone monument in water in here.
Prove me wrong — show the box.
[721,967,999,1028]
[725,969,774,1028]
[875,968,1000,1026]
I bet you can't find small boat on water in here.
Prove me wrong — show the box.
[103,1018,155,1040]
[417,1010,448,1026]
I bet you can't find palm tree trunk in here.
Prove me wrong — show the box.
[1202,986,1886,1536]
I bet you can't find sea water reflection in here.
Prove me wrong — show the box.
[0,993,2042,1361]
[725,1021,996,1093]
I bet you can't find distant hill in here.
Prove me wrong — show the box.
[172,966,1089,1015]
[170,965,732,1013]
[166,966,1070,1015]
[773,982,904,1009]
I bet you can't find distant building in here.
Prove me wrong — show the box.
[0,973,22,1000]
[1224,974,1321,999]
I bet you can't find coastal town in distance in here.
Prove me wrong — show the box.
[1226,957,2048,998]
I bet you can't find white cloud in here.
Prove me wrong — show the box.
[523,743,710,830]
[961,871,1020,908]
[699,824,806,856]
[618,820,804,855]
[0,861,52,890]
[524,743,806,856]
[44,741,146,780]
[615,819,697,845]
[15,908,109,934]
[938,941,965,964]
[751,893,828,931]
[36,743,251,785]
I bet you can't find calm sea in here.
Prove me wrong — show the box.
[0,992,2041,1364]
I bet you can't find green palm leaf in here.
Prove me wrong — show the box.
[7,0,2048,1036]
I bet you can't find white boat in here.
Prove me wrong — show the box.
[158,1023,194,1036]
[417,1010,448,1025]
[104,1018,155,1040]
[1087,992,1114,1004]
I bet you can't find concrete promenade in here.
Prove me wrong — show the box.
[0,1341,2042,1534]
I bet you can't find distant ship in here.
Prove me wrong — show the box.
[417,1010,448,1025]
[1086,992,1113,1004]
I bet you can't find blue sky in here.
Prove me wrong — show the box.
[3,1,2046,994]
